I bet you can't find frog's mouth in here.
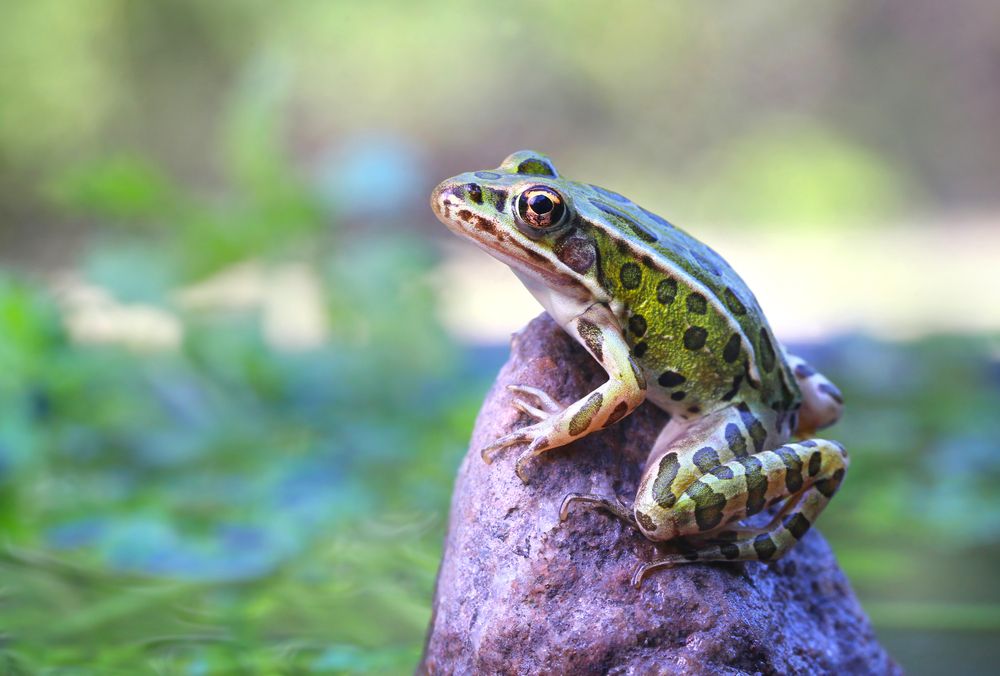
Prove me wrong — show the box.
[431,181,588,297]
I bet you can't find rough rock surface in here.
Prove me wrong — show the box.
[419,314,899,675]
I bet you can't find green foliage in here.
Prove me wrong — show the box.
[47,55,323,282]
[0,539,428,672]
[48,155,177,224]
[0,98,477,666]
[8,0,984,232]
[0,237,478,671]
[700,122,908,225]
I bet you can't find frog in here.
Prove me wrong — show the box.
[431,150,848,587]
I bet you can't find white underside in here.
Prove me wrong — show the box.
[513,270,592,328]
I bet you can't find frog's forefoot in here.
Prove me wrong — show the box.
[480,429,529,464]
[507,384,563,421]
[480,423,550,483]
[483,384,571,479]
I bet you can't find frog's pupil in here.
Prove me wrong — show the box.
[529,193,554,214]
[515,187,566,233]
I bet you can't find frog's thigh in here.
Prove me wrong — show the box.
[631,405,766,538]
[638,438,848,559]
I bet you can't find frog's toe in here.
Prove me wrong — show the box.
[480,429,530,463]
[512,435,551,483]
[514,447,542,484]
[481,421,551,463]
[514,456,532,484]
[631,556,687,588]
[507,385,562,415]
[511,397,551,421]
[559,492,635,525]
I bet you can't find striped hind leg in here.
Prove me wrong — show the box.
[561,406,758,537]
[631,439,848,587]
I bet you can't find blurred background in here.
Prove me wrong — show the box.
[1,1,998,672]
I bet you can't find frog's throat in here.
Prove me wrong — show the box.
[513,268,597,326]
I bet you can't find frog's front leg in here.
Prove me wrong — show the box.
[481,303,647,483]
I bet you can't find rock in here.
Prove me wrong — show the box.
[419,314,899,675]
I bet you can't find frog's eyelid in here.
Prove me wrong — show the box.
[516,157,559,177]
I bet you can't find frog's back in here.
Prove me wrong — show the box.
[572,180,799,422]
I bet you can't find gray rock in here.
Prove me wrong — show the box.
[420,314,899,675]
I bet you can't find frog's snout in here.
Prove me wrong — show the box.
[431,179,487,238]
[430,181,462,222]
[430,182,457,214]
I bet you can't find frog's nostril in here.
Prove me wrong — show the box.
[431,184,459,214]
[465,183,483,204]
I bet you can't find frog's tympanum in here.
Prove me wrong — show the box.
[431,151,848,587]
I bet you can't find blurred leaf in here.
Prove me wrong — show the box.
[47,154,178,223]
[865,601,1000,631]
[701,120,908,225]
[82,241,179,303]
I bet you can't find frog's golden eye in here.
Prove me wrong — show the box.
[515,186,568,234]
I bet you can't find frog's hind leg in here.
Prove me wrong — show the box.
[631,438,848,588]
[785,350,844,435]
[560,407,735,535]
[707,490,806,539]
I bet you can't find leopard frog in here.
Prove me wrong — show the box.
[431,151,848,586]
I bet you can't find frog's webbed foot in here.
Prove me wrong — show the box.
[507,384,563,421]
[559,492,637,528]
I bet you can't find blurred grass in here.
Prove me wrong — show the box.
[0,88,480,669]
[0,243,478,671]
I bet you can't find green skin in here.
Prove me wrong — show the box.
[432,151,848,587]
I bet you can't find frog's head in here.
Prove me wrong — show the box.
[431,150,606,303]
